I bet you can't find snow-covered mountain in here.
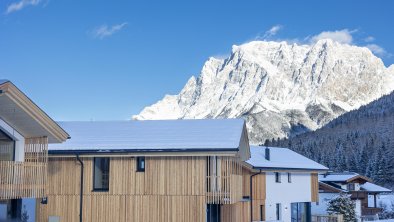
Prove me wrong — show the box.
[133,39,394,144]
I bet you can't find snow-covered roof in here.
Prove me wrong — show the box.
[319,172,370,183]
[49,119,247,154]
[361,182,392,193]
[245,146,328,171]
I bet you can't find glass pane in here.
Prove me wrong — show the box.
[94,158,109,190]
[0,130,14,161]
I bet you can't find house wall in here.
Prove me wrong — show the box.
[37,156,251,222]
[265,172,313,222]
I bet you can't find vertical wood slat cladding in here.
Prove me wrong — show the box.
[311,172,319,202]
[252,173,266,221]
[0,137,48,200]
[206,156,244,204]
[37,156,208,222]
[221,202,250,222]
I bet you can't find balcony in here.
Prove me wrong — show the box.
[362,207,383,216]
[350,191,367,199]
[0,161,47,200]
[206,174,243,204]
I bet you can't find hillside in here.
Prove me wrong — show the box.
[268,91,394,187]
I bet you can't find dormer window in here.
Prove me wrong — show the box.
[347,183,355,191]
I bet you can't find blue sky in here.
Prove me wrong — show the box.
[1,0,393,121]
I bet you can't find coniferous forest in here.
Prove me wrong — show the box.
[265,91,394,188]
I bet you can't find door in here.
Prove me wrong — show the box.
[207,204,221,222]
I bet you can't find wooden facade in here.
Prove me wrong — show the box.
[311,172,319,202]
[0,137,48,200]
[36,155,321,222]
[37,156,227,222]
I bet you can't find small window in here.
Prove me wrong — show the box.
[275,172,281,183]
[276,203,281,221]
[347,183,355,191]
[288,172,292,183]
[260,205,264,221]
[93,157,110,191]
[136,157,145,172]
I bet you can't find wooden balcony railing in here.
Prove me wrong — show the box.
[0,137,48,200]
[206,156,243,204]
[0,161,47,199]
[350,191,367,199]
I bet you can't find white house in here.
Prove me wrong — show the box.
[311,172,392,220]
[246,146,328,222]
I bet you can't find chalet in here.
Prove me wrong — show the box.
[246,146,328,222]
[311,172,392,220]
[35,120,328,222]
[0,80,69,220]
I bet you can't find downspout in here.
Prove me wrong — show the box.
[76,154,84,222]
[250,169,262,222]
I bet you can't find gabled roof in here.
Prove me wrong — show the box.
[319,172,371,183]
[49,119,250,158]
[0,80,69,143]
[361,182,392,193]
[245,146,328,171]
[319,181,347,193]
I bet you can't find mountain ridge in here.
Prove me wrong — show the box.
[133,39,394,144]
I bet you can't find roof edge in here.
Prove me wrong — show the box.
[0,81,70,142]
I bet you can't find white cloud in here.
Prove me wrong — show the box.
[255,25,283,40]
[310,29,354,44]
[93,22,128,39]
[265,25,282,37]
[364,36,375,43]
[365,44,391,57]
[5,0,41,14]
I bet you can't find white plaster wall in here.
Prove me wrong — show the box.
[265,172,312,222]
[355,199,362,218]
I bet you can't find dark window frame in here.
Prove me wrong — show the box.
[275,172,281,183]
[136,156,145,172]
[288,172,292,183]
[276,203,281,221]
[260,205,264,221]
[347,183,355,191]
[93,157,110,192]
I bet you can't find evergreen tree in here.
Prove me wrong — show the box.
[327,193,356,222]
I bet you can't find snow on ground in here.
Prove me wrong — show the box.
[377,194,394,210]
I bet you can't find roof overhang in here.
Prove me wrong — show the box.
[243,162,328,173]
[0,80,69,143]
[345,175,372,184]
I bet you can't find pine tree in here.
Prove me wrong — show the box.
[327,193,356,222]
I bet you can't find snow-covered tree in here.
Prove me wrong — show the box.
[327,193,356,222]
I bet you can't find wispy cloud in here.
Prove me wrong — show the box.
[5,0,41,14]
[365,44,391,57]
[255,25,283,40]
[364,36,375,43]
[92,22,128,39]
[310,29,355,44]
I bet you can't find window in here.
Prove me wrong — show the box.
[93,157,110,191]
[136,157,145,172]
[291,202,311,222]
[347,183,355,191]
[275,172,281,183]
[260,205,264,221]
[288,172,292,183]
[0,130,15,161]
[276,203,282,221]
